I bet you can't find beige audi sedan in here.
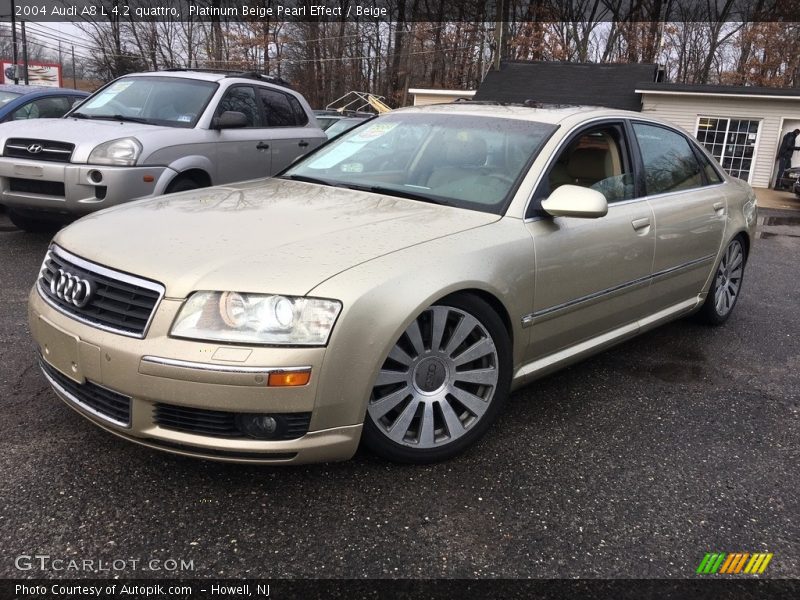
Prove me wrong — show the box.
[29,104,757,464]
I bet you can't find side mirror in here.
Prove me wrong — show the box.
[541,184,608,218]
[213,111,248,130]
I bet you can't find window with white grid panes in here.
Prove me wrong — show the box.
[695,117,759,183]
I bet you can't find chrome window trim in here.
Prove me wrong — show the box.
[38,356,131,429]
[624,181,727,208]
[37,244,166,339]
[521,253,715,327]
[140,356,312,375]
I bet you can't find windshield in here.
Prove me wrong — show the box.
[284,112,556,214]
[71,76,217,127]
[0,91,22,105]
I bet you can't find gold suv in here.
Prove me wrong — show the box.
[29,104,757,464]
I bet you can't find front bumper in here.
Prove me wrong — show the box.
[0,158,174,216]
[28,287,362,464]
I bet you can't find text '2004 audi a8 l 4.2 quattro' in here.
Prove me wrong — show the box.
[29,103,757,464]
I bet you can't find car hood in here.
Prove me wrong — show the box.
[55,179,500,298]
[0,118,176,162]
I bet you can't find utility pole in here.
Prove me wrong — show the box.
[71,46,77,89]
[493,0,504,71]
[10,0,19,83]
[21,21,29,85]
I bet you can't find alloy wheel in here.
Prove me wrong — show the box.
[368,305,500,449]
[714,239,744,317]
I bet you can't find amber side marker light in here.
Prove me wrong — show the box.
[268,370,311,387]
[143,175,155,183]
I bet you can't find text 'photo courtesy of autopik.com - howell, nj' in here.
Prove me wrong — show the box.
[0,1,798,599]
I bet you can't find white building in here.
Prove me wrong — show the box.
[408,88,476,106]
[636,83,800,188]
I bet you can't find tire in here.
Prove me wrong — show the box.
[362,294,512,463]
[698,236,746,325]
[166,177,200,194]
[7,209,62,234]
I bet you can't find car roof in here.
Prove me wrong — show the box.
[0,84,87,96]
[393,102,644,125]
[124,70,289,85]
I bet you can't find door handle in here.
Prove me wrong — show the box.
[713,201,725,214]
[631,217,651,232]
[256,142,270,150]
[298,141,309,148]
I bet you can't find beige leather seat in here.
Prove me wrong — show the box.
[566,148,610,187]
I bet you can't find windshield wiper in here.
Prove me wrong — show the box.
[89,114,151,124]
[363,185,452,206]
[69,112,91,119]
[281,174,337,187]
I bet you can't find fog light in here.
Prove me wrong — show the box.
[235,413,279,439]
[88,170,103,183]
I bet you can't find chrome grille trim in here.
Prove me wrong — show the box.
[5,138,75,162]
[37,244,165,339]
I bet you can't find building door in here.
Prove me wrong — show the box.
[773,119,800,186]
[695,117,760,183]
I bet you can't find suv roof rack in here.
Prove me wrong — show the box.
[161,68,292,89]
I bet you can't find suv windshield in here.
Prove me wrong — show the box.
[283,112,556,214]
[71,76,217,128]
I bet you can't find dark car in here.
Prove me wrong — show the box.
[0,84,89,123]
[781,166,800,197]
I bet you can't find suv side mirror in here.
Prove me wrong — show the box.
[541,184,608,218]
[213,111,248,130]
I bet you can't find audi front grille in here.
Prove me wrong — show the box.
[38,245,165,338]
[5,138,75,163]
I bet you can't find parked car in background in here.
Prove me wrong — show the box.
[314,109,374,131]
[29,104,757,465]
[781,166,800,197]
[325,116,373,139]
[0,84,88,123]
[0,71,325,231]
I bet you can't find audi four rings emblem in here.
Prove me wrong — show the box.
[26,143,44,154]
[50,269,94,308]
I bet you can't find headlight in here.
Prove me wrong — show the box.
[88,137,142,166]
[171,291,342,345]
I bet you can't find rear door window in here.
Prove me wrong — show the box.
[258,88,303,127]
[633,123,705,195]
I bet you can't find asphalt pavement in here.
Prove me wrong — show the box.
[0,208,797,580]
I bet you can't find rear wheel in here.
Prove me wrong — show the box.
[699,237,746,325]
[362,294,511,463]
